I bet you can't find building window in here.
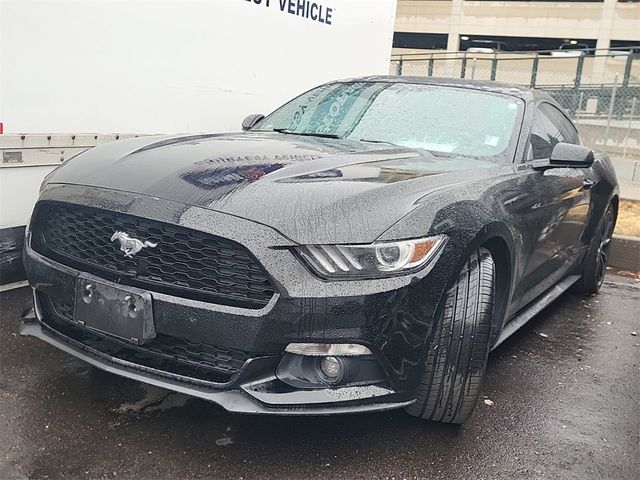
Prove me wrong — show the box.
[393,32,448,51]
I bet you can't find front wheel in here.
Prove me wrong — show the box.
[405,248,495,424]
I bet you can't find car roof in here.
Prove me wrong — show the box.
[336,75,545,102]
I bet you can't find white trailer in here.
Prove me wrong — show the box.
[2,0,397,133]
[0,0,397,284]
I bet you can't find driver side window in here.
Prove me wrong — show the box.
[528,103,580,160]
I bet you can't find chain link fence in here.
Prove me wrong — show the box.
[390,51,640,166]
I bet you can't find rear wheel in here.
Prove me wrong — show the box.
[573,203,617,294]
[405,248,495,424]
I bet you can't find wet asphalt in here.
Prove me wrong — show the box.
[0,278,638,480]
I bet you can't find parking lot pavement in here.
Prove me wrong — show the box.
[0,279,638,480]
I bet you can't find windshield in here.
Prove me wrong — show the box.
[255,82,524,160]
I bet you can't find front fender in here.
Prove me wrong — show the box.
[374,195,519,394]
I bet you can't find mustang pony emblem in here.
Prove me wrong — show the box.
[110,231,157,258]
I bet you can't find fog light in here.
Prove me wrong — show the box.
[319,356,344,384]
[276,351,384,390]
[321,356,340,377]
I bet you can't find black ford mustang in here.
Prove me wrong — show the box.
[21,77,618,423]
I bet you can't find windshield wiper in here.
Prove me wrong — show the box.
[273,128,340,139]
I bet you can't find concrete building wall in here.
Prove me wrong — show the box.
[395,0,640,52]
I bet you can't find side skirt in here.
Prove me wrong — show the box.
[491,275,581,350]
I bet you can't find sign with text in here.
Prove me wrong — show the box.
[245,0,334,25]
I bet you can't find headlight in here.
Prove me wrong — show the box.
[295,235,447,279]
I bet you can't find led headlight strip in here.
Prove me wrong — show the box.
[296,235,447,279]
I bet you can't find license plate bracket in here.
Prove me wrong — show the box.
[74,275,156,344]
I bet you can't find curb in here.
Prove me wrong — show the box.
[609,235,640,272]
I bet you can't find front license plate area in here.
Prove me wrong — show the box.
[74,276,156,344]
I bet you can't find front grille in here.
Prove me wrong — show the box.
[41,294,248,383]
[31,201,275,309]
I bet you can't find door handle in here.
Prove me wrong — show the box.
[582,179,596,190]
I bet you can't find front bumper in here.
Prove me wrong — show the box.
[21,184,453,414]
[21,303,413,415]
[22,251,419,414]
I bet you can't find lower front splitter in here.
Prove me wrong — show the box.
[20,315,414,416]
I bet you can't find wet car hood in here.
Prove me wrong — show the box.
[48,132,507,244]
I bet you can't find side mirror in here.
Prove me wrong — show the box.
[242,114,264,131]
[532,143,594,170]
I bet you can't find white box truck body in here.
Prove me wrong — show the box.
[0,0,397,284]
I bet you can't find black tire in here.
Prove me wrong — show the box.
[572,203,617,294]
[405,248,495,424]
